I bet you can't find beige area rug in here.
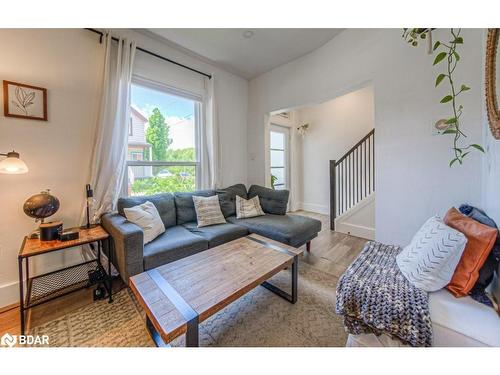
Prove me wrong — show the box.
[30,261,348,347]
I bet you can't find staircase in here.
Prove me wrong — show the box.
[330,129,375,231]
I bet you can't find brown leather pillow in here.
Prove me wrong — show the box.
[444,207,498,297]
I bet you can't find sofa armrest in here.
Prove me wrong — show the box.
[101,212,144,282]
[248,185,289,215]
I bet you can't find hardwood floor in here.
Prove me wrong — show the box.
[293,211,367,278]
[0,211,367,337]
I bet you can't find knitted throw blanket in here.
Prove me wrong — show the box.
[335,241,433,347]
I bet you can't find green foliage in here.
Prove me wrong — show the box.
[131,175,195,195]
[435,74,446,87]
[146,108,172,162]
[131,147,197,195]
[131,165,196,195]
[165,147,196,162]
[271,174,278,189]
[433,52,447,65]
[402,28,484,166]
[402,28,431,47]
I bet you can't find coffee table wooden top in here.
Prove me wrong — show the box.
[129,234,302,344]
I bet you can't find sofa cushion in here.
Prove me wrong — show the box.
[118,193,176,229]
[216,184,248,217]
[248,185,289,215]
[227,213,321,247]
[174,190,215,225]
[429,288,500,347]
[143,225,208,270]
[182,222,248,247]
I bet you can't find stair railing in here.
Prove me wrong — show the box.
[330,129,374,230]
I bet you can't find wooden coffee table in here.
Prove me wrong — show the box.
[129,234,302,347]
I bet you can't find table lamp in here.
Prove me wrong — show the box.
[0,150,29,174]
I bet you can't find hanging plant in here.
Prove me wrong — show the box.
[402,28,484,167]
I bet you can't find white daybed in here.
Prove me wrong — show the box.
[346,270,500,347]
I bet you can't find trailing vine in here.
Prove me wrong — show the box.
[402,28,484,167]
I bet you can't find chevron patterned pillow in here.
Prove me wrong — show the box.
[396,216,467,292]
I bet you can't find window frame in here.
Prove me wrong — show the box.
[124,76,202,197]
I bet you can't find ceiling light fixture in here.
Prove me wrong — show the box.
[243,30,254,39]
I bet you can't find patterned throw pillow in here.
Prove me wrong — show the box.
[192,195,226,227]
[123,201,166,244]
[396,216,467,292]
[236,195,265,219]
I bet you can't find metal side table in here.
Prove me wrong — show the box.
[18,225,113,335]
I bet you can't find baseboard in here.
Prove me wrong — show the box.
[335,221,375,240]
[300,202,329,215]
[0,280,20,309]
[0,302,18,313]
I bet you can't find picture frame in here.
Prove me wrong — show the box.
[3,80,48,121]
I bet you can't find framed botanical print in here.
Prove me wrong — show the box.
[3,80,48,121]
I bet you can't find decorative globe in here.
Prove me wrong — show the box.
[23,190,60,220]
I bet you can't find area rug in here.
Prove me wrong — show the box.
[29,261,348,347]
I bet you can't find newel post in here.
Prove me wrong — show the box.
[330,160,336,231]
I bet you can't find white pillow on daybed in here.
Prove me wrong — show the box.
[396,216,467,292]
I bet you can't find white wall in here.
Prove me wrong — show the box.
[296,85,374,214]
[0,29,104,307]
[335,194,375,240]
[248,29,484,246]
[0,29,249,308]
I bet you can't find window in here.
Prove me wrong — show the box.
[130,151,143,161]
[126,79,201,196]
[128,117,133,136]
[270,124,290,190]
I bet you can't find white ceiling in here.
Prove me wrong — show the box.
[146,29,343,79]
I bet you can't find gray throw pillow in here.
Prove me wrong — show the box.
[216,184,248,217]
[248,185,289,215]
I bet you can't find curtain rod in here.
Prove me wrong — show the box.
[85,28,212,79]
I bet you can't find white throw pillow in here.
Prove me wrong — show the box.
[396,216,467,292]
[123,201,165,244]
[192,195,226,227]
[236,195,265,219]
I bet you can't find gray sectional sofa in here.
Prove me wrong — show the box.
[101,184,321,282]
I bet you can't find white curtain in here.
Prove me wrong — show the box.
[83,32,136,223]
[200,75,221,189]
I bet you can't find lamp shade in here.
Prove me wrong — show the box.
[0,151,29,174]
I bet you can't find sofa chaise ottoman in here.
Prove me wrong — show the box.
[101,184,321,282]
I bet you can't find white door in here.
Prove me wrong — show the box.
[270,124,290,190]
